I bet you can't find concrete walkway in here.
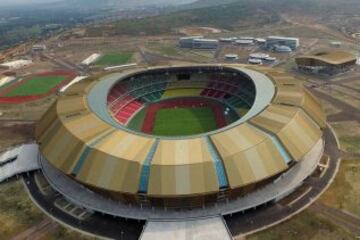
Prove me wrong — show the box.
[0,144,39,183]
[141,217,232,240]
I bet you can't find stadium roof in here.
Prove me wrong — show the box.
[296,50,357,65]
[35,64,325,198]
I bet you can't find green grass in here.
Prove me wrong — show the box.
[0,79,17,92]
[95,53,133,66]
[339,136,360,153]
[152,107,217,136]
[127,107,146,131]
[5,76,66,97]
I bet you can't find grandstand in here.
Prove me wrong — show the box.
[106,69,255,129]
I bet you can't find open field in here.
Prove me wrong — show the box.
[338,136,360,154]
[4,76,66,97]
[319,159,360,216]
[247,210,355,240]
[343,80,360,91]
[0,122,34,152]
[145,40,180,57]
[0,180,96,240]
[39,226,98,240]
[0,96,54,121]
[95,53,133,66]
[332,121,360,153]
[0,180,45,239]
[153,107,217,136]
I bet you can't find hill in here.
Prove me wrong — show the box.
[86,0,360,36]
[86,0,279,36]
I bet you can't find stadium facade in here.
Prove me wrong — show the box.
[296,50,357,75]
[35,64,326,215]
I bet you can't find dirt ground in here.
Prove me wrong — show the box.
[0,122,34,152]
[247,210,355,240]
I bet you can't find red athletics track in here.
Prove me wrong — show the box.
[0,70,76,104]
[141,98,227,134]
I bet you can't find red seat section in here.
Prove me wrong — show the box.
[107,85,144,125]
[200,75,239,100]
[114,100,143,124]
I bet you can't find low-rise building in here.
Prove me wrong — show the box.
[192,39,219,49]
[273,45,293,53]
[266,36,299,50]
[219,37,237,43]
[0,59,32,70]
[249,53,270,60]
[178,36,203,48]
[248,58,262,65]
[224,54,239,60]
[235,39,254,45]
[179,36,218,49]
[32,44,47,52]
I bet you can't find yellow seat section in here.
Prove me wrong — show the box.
[161,88,203,99]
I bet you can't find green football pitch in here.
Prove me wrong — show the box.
[152,107,217,136]
[95,53,133,66]
[5,76,67,97]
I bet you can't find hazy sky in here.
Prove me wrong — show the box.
[0,0,196,6]
[0,0,58,6]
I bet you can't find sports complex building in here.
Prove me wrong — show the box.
[1,63,331,239]
[295,50,357,75]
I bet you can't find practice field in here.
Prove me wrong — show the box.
[95,53,133,66]
[152,107,217,136]
[4,76,66,97]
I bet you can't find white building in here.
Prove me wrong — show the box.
[219,37,237,43]
[248,58,262,65]
[274,45,293,53]
[255,38,266,44]
[249,53,270,60]
[0,60,32,70]
[32,44,47,52]
[179,37,218,49]
[224,54,239,60]
[192,39,219,49]
[178,36,204,48]
[235,39,254,45]
[81,53,101,66]
[265,36,299,50]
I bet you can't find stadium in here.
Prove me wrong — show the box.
[295,50,357,75]
[34,63,327,215]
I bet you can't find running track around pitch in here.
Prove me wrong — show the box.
[0,70,76,104]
